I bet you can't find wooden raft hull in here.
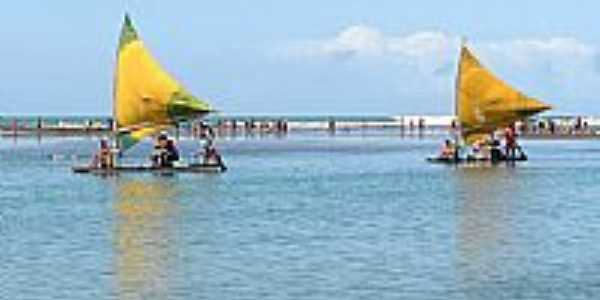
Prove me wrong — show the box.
[427,155,528,164]
[72,163,227,174]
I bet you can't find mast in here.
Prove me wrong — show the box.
[112,21,120,135]
[111,16,123,151]
[454,37,466,127]
[453,38,466,159]
[112,13,136,152]
[112,13,134,151]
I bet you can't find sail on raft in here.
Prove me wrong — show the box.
[429,44,552,164]
[73,14,225,174]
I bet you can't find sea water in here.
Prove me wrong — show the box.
[2,133,600,300]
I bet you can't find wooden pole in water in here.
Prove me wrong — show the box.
[328,118,336,133]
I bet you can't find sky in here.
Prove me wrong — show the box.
[1,0,600,116]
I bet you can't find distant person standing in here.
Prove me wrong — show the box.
[418,118,425,132]
[575,117,583,134]
[549,121,556,135]
[538,121,545,134]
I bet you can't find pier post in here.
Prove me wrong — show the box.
[400,116,405,136]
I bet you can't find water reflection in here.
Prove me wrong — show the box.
[454,166,523,291]
[113,178,181,300]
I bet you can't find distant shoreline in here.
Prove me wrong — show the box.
[1,114,599,140]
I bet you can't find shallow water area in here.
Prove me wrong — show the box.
[2,133,600,300]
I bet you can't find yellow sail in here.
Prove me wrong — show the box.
[114,14,212,150]
[456,46,551,144]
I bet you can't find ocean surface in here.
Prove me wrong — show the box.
[2,132,600,300]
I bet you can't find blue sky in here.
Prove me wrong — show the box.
[1,0,600,115]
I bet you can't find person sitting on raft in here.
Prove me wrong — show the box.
[165,139,180,165]
[151,134,166,166]
[490,138,503,162]
[471,138,487,160]
[91,138,113,169]
[439,139,456,159]
[151,134,180,167]
[202,139,224,167]
[468,135,504,162]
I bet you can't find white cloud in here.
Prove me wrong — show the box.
[323,25,385,57]
[477,38,596,72]
[286,25,457,62]
[286,25,384,58]
[386,31,457,58]
[284,25,599,77]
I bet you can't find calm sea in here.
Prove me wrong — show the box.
[2,132,600,300]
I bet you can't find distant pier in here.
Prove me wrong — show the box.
[2,115,600,139]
